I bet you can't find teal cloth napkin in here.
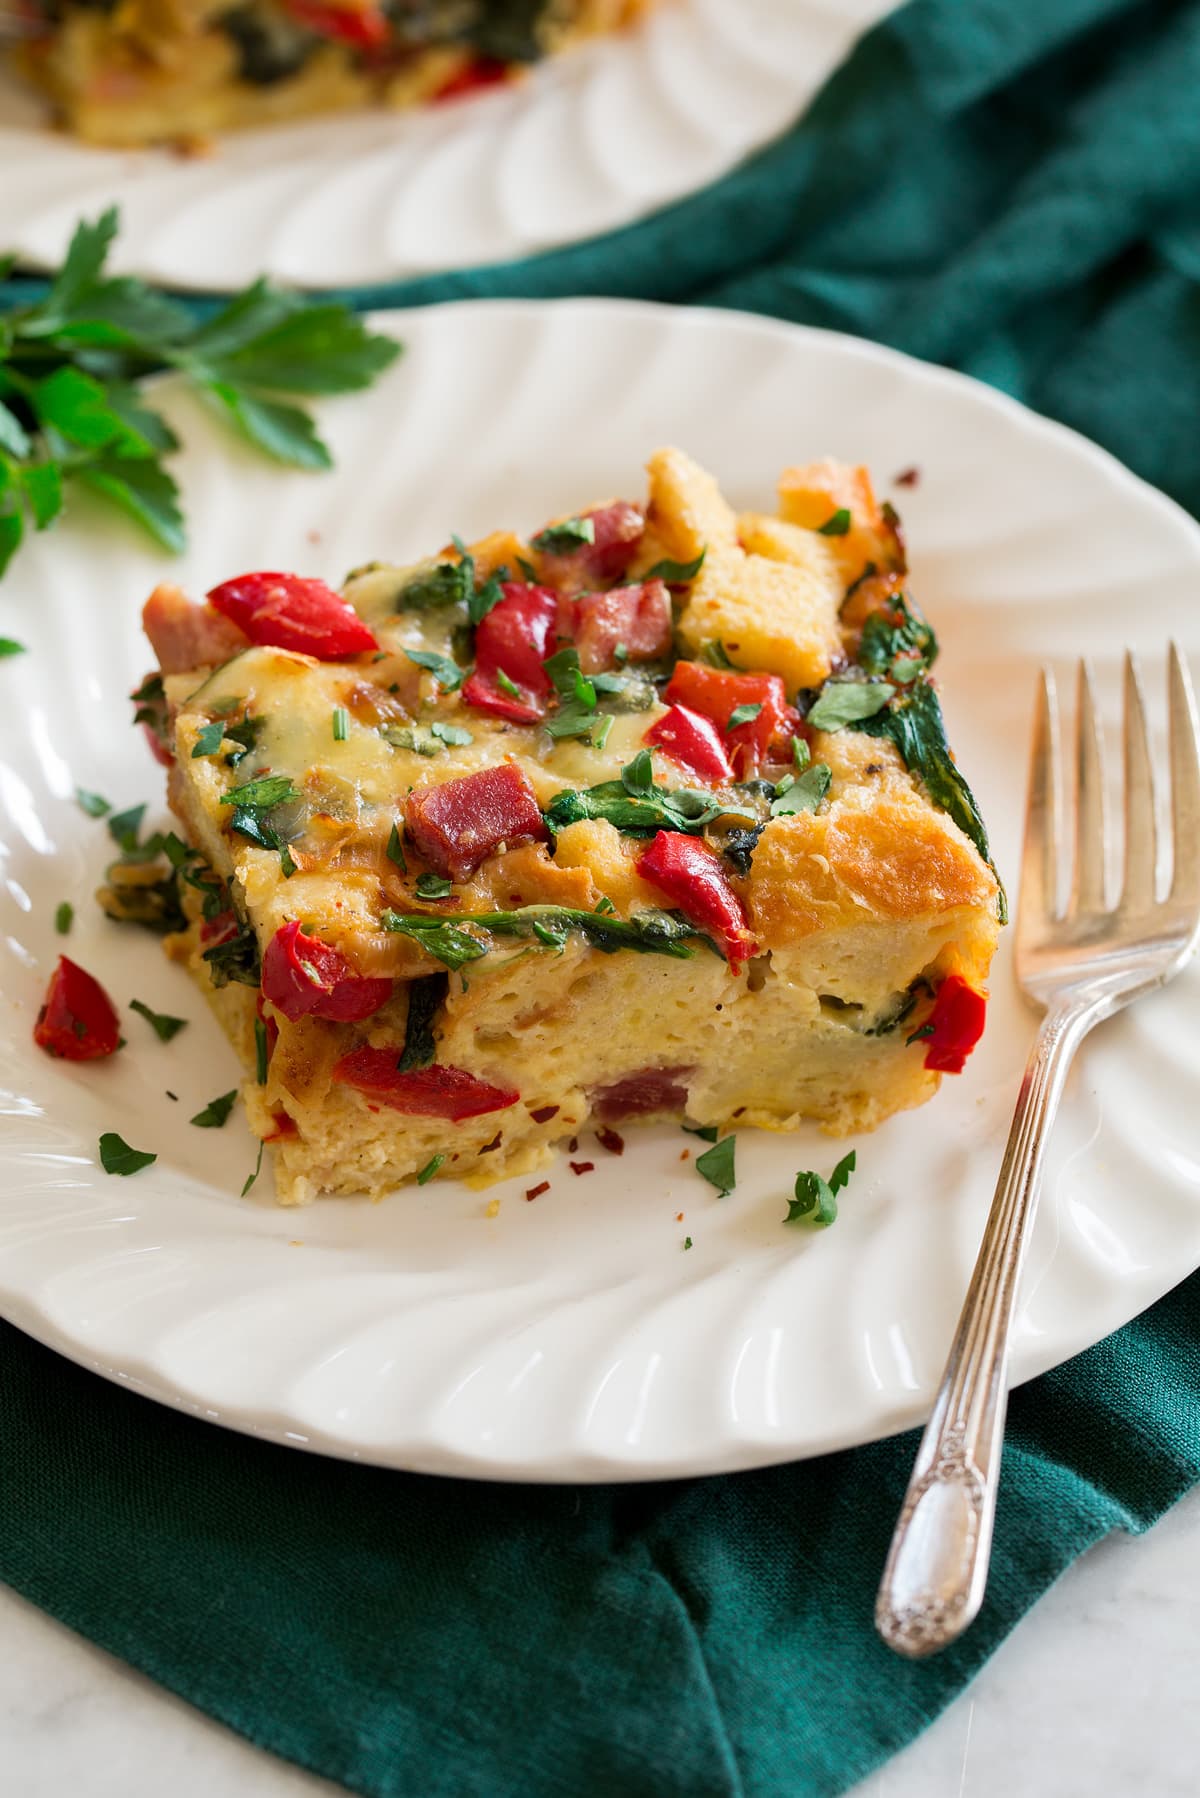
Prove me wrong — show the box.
[5,1,1200,1793]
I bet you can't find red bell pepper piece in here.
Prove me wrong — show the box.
[207,572,378,661]
[461,582,558,723]
[331,1049,519,1120]
[405,762,547,882]
[922,974,987,1074]
[643,703,735,783]
[261,920,392,1024]
[664,661,799,776]
[573,579,672,674]
[434,54,509,100]
[33,956,121,1061]
[281,0,389,47]
[635,831,756,971]
[534,500,645,592]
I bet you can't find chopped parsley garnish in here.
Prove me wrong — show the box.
[593,715,615,750]
[467,568,508,629]
[129,997,188,1043]
[817,508,852,537]
[429,720,473,747]
[191,1089,238,1128]
[541,646,606,740]
[805,678,894,731]
[646,549,706,584]
[726,702,763,732]
[405,647,466,692]
[858,593,938,683]
[54,901,73,935]
[416,1153,445,1185]
[695,1134,736,1196]
[106,803,147,853]
[531,516,595,555]
[907,1021,936,1045]
[241,1140,265,1197]
[414,872,454,901]
[621,749,654,795]
[191,720,226,758]
[75,787,111,818]
[254,1015,269,1084]
[398,973,447,1072]
[786,1150,856,1227]
[594,896,616,915]
[683,1236,693,1250]
[386,822,407,872]
[770,764,831,816]
[332,705,349,742]
[700,639,737,669]
[682,1122,720,1143]
[219,773,300,812]
[279,842,297,879]
[516,555,539,583]
[792,736,810,771]
[396,557,474,611]
[494,669,522,701]
[99,1131,156,1177]
[0,638,26,658]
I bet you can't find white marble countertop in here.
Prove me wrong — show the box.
[4,1484,1198,1797]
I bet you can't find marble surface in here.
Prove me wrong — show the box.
[4,1486,1199,1797]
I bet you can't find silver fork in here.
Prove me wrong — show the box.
[875,647,1200,1659]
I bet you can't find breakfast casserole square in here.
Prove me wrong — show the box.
[127,447,1003,1203]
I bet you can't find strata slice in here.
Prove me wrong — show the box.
[124,447,1004,1204]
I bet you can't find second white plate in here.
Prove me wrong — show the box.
[1,298,1199,1481]
[0,0,895,292]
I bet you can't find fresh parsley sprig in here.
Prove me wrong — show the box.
[0,209,400,579]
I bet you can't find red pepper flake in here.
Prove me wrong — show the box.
[893,466,921,488]
[680,1150,690,1162]
[675,1211,684,1222]
[479,1132,503,1154]
[732,1107,745,1119]
[525,1180,551,1202]
[530,1104,559,1124]
[595,1126,625,1156]
[568,1136,579,1154]
[569,1160,594,1176]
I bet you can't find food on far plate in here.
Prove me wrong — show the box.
[120,446,1002,1205]
[13,0,656,148]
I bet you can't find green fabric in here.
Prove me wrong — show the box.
[5,1,1200,1793]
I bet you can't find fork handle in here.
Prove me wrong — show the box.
[874,998,1097,1658]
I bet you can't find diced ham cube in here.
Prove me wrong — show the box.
[573,579,673,674]
[588,1064,695,1124]
[535,501,645,592]
[405,762,548,882]
[142,584,248,675]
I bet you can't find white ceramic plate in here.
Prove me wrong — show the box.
[2,299,1199,1482]
[0,0,895,293]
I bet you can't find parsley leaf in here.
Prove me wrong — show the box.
[695,1135,736,1196]
[531,516,595,554]
[414,872,454,900]
[107,803,147,852]
[770,764,831,816]
[0,637,26,658]
[242,1140,266,1197]
[700,639,737,669]
[494,669,522,701]
[858,593,939,682]
[806,679,895,731]
[76,787,111,818]
[646,550,706,583]
[191,1089,238,1128]
[405,647,466,692]
[0,210,400,580]
[254,1016,269,1084]
[99,1131,157,1176]
[380,912,489,972]
[786,1151,856,1227]
[386,822,407,872]
[429,720,473,747]
[817,508,852,536]
[54,901,73,935]
[129,997,188,1043]
[219,773,299,812]
[396,557,474,611]
[726,702,762,732]
[192,720,228,758]
[544,776,753,839]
